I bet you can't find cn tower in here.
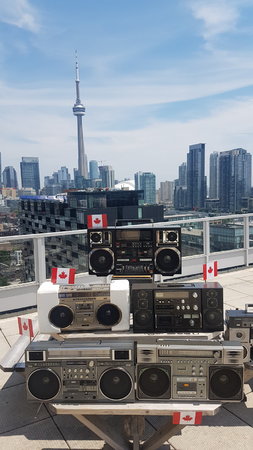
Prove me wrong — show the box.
[73,52,88,178]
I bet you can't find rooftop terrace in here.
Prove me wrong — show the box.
[1,267,253,449]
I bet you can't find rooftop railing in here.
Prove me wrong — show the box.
[1,213,253,313]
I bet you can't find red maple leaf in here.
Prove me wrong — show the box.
[23,323,28,331]
[208,266,213,273]
[182,415,193,422]
[59,271,68,279]
[94,218,101,224]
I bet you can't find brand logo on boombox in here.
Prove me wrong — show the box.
[87,227,182,277]
[37,280,130,334]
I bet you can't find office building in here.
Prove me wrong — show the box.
[187,143,205,209]
[2,166,18,189]
[89,160,100,179]
[209,152,219,199]
[159,181,175,204]
[134,172,156,204]
[20,157,40,194]
[72,54,88,178]
[219,148,252,213]
[179,162,187,187]
[0,152,2,187]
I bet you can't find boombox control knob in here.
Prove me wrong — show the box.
[189,319,195,327]
[193,292,198,298]
[213,351,220,359]
[193,305,198,311]
[89,361,95,367]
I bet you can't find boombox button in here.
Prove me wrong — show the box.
[85,369,90,374]
[181,299,185,304]
[181,305,185,310]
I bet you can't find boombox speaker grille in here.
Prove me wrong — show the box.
[209,366,243,401]
[96,303,121,326]
[49,305,74,329]
[89,248,114,275]
[138,366,171,398]
[154,248,180,275]
[99,368,132,400]
[28,369,61,401]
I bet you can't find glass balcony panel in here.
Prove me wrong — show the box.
[210,217,244,252]
[249,216,253,247]
[0,239,35,286]
[181,222,203,256]
[45,233,88,278]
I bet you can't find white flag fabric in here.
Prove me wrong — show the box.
[51,267,76,285]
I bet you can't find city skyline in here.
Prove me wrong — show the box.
[1,1,253,184]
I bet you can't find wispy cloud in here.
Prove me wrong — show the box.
[0,0,40,32]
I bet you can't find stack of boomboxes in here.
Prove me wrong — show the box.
[25,227,245,405]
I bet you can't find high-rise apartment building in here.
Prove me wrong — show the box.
[159,181,175,203]
[99,165,115,188]
[134,171,156,204]
[2,166,18,189]
[186,143,205,209]
[0,152,2,187]
[20,157,40,194]
[179,162,187,187]
[89,160,100,179]
[219,148,252,212]
[209,152,219,199]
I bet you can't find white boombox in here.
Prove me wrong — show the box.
[37,279,130,334]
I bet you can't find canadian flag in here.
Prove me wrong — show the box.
[203,261,218,281]
[87,214,108,229]
[172,411,203,425]
[51,267,76,285]
[18,317,34,339]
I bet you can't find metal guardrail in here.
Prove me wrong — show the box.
[1,213,253,312]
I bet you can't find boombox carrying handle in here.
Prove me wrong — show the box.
[114,218,154,227]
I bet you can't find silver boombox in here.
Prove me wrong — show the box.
[25,340,135,403]
[136,340,244,402]
[37,279,130,333]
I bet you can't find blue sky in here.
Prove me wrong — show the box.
[1,0,253,185]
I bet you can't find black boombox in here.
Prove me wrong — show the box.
[132,282,224,333]
[87,227,181,277]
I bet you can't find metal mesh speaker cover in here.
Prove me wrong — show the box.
[138,366,171,398]
[89,248,114,274]
[49,305,74,329]
[209,366,243,400]
[99,368,132,400]
[154,248,180,275]
[28,369,60,401]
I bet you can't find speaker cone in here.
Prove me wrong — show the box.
[203,309,223,328]
[28,369,60,401]
[138,366,170,398]
[99,368,132,400]
[49,305,74,329]
[134,310,153,326]
[89,248,114,275]
[209,366,243,400]
[154,247,180,275]
[96,303,121,326]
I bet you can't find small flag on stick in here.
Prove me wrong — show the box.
[203,261,218,281]
[51,267,76,285]
[87,214,108,228]
[18,317,34,339]
[172,411,203,425]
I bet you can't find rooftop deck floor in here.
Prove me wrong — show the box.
[1,268,253,449]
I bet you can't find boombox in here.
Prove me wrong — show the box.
[136,340,244,402]
[25,340,135,403]
[225,306,253,362]
[132,282,224,333]
[37,279,130,334]
[87,227,181,277]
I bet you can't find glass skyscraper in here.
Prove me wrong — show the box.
[2,166,18,189]
[209,152,219,199]
[219,148,252,213]
[134,171,156,204]
[186,143,205,209]
[20,157,40,194]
